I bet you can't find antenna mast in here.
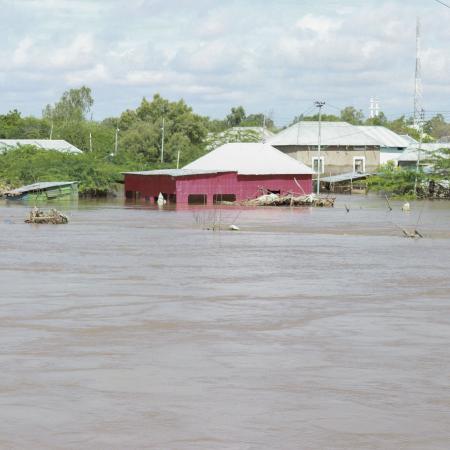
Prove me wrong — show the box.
[413,18,422,129]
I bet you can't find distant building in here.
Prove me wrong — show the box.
[397,143,450,168]
[0,139,82,154]
[356,126,411,164]
[123,143,313,204]
[268,121,380,176]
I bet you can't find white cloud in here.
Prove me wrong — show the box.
[295,14,341,37]
[12,37,34,66]
[51,34,95,69]
[0,0,448,122]
[66,63,110,85]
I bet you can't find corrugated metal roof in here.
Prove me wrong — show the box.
[357,126,410,148]
[123,169,231,177]
[268,121,379,147]
[399,134,418,144]
[5,181,77,194]
[320,172,372,183]
[0,139,82,154]
[183,142,314,175]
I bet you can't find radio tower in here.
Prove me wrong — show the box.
[413,17,422,130]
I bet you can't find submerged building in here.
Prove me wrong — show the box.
[123,142,314,204]
[0,139,83,154]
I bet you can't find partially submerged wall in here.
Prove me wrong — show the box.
[125,172,313,204]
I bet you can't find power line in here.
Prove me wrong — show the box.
[434,0,450,8]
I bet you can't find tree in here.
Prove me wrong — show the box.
[43,86,94,124]
[340,106,364,125]
[367,161,427,198]
[241,113,275,129]
[115,94,208,164]
[424,114,450,140]
[226,106,246,127]
[364,111,388,127]
[289,113,340,126]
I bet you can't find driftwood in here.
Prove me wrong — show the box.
[401,228,423,239]
[238,193,335,207]
[25,207,68,224]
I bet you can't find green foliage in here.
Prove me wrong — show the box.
[340,106,364,125]
[115,93,208,164]
[0,110,51,139]
[424,114,450,140]
[0,146,121,196]
[367,161,427,198]
[43,86,94,124]
[226,106,246,127]
[429,147,450,175]
[290,112,340,125]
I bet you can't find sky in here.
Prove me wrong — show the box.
[0,0,449,125]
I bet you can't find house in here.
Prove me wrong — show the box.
[267,121,380,176]
[0,139,82,154]
[123,143,314,204]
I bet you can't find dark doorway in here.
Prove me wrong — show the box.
[188,194,207,204]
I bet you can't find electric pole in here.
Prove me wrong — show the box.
[114,127,119,156]
[413,18,423,130]
[161,117,165,163]
[261,114,266,143]
[414,108,425,195]
[315,101,325,195]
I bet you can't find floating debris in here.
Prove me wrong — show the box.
[401,228,423,239]
[237,193,335,207]
[25,207,68,224]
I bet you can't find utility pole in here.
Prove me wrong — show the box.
[315,101,325,195]
[414,108,425,195]
[413,17,423,130]
[261,114,266,143]
[160,117,165,163]
[176,149,181,169]
[89,132,92,152]
[49,122,54,140]
[114,127,119,156]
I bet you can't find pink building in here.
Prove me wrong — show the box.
[124,143,313,204]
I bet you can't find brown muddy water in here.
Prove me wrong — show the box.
[0,196,449,449]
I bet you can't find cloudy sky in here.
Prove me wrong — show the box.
[1,0,449,125]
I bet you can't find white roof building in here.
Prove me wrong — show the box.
[356,126,411,148]
[184,142,314,175]
[268,121,379,147]
[0,139,82,154]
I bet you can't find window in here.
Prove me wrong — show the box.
[353,156,365,173]
[213,194,236,204]
[312,157,325,174]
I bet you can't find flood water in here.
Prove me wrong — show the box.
[0,196,449,449]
